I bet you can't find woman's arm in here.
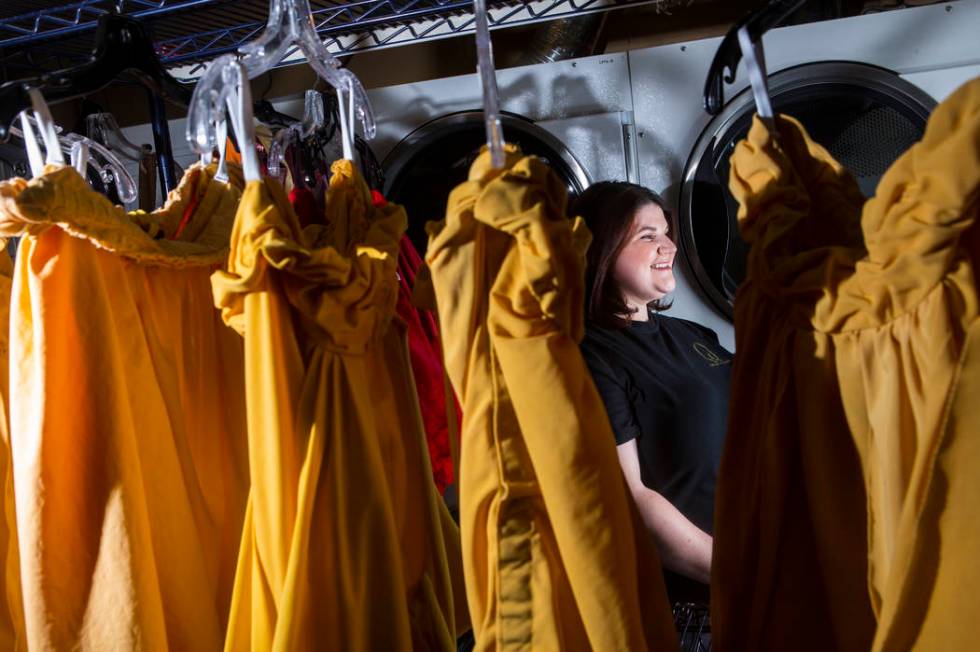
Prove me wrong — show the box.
[616,439,712,584]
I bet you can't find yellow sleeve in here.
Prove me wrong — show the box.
[728,113,866,301]
[480,155,675,652]
[826,77,980,331]
[428,146,676,651]
[716,114,876,652]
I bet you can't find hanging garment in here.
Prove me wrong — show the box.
[288,186,320,228]
[396,232,459,494]
[0,240,24,651]
[827,77,980,652]
[714,77,980,651]
[426,146,677,651]
[213,159,462,651]
[0,163,250,651]
[711,110,876,652]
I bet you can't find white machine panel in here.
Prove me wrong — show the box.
[367,52,634,162]
[538,111,633,185]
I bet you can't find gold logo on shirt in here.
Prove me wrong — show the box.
[693,342,730,367]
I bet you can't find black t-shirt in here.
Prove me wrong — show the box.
[581,313,732,536]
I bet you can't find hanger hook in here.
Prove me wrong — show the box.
[473,0,505,169]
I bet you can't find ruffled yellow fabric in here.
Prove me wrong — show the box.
[213,159,462,651]
[0,242,24,651]
[426,146,676,651]
[0,164,250,650]
[716,77,980,651]
[0,162,240,266]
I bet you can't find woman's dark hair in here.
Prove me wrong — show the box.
[570,181,674,328]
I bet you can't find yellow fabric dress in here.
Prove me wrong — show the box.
[0,163,250,650]
[716,77,980,651]
[426,146,677,651]
[213,160,461,651]
[0,241,25,651]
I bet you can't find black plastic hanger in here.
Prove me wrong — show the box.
[254,100,300,130]
[0,14,191,193]
[703,0,807,115]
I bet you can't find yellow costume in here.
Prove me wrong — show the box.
[426,147,676,651]
[0,241,24,651]
[0,163,249,650]
[716,77,980,651]
[213,160,461,651]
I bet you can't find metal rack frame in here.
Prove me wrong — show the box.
[0,0,226,48]
[164,0,661,79]
[1,0,665,81]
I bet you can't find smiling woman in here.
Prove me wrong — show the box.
[573,181,732,616]
[611,201,678,321]
[578,182,677,327]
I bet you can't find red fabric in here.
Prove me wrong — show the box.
[396,234,459,493]
[288,186,321,228]
[171,167,202,240]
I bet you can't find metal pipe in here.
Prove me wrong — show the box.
[147,88,177,195]
[516,13,607,66]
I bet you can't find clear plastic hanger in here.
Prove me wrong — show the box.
[224,61,262,183]
[18,113,46,178]
[267,126,297,181]
[736,26,775,133]
[474,0,505,169]
[86,112,150,162]
[70,139,90,175]
[213,113,230,183]
[187,0,373,166]
[62,133,138,203]
[0,15,192,194]
[267,89,325,179]
[197,101,221,168]
[194,60,261,184]
[299,89,325,138]
[14,94,138,202]
[20,88,66,175]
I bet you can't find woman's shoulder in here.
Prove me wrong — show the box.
[581,322,631,369]
[659,314,721,344]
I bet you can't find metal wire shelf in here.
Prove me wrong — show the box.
[163,0,661,80]
[0,0,665,81]
[0,0,222,48]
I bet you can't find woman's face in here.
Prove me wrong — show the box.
[612,202,677,314]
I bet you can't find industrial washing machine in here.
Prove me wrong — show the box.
[117,50,640,256]
[367,52,640,253]
[629,0,980,349]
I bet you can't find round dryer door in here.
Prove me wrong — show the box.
[679,61,936,320]
[383,111,591,253]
